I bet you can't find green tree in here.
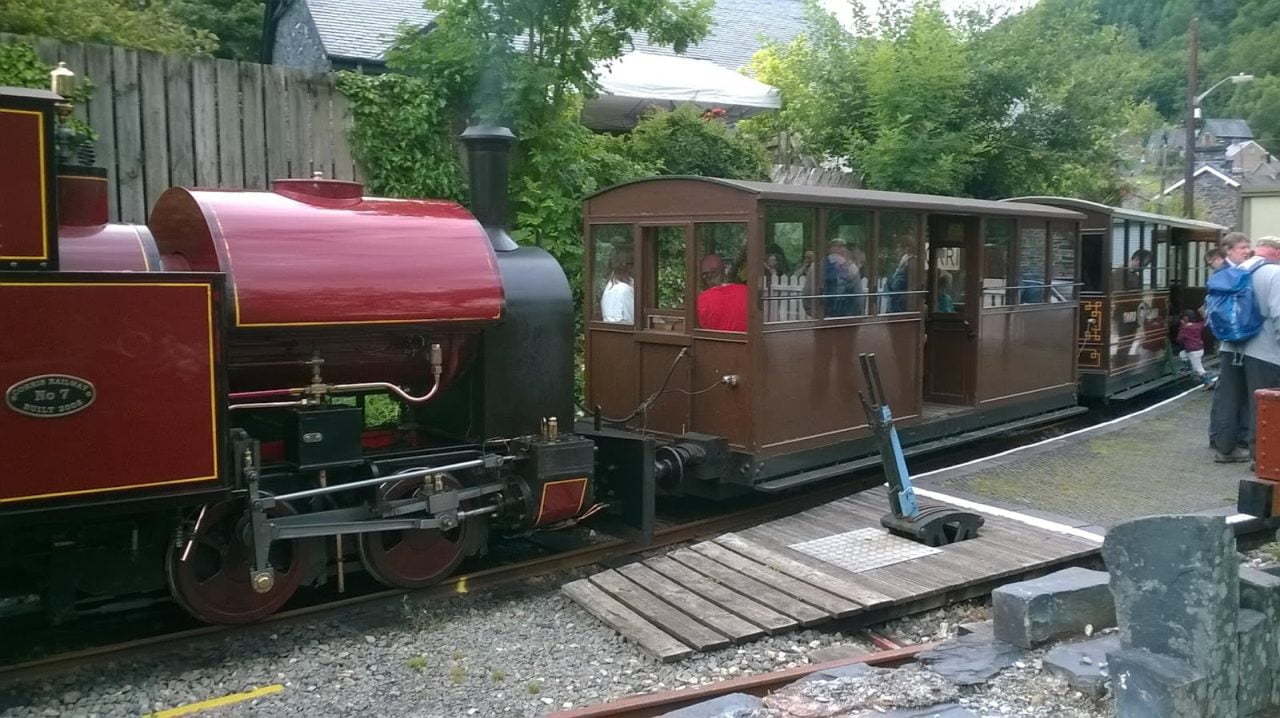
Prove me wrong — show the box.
[619,104,768,179]
[166,0,265,61]
[0,0,217,54]
[745,0,1146,201]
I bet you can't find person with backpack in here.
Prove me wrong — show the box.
[1205,233,1280,464]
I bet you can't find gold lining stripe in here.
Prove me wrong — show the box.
[0,281,220,503]
[534,477,589,526]
[0,109,49,260]
[0,475,218,505]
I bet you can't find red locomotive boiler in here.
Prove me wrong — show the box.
[0,86,593,624]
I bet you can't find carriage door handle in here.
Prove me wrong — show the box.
[963,319,976,339]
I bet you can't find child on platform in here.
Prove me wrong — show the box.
[1177,309,1214,388]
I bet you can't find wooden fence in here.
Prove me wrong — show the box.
[3,34,361,223]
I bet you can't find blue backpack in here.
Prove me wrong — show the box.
[1205,262,1266,343]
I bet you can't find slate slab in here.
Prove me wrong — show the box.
[799,661,883,683]
[956,620,993,638]
[808,644,872,664]
[1108,647,1207,718]
[992,567,1115,648]
[1103,515,1238,717]
[916,633,1027,685]
[661,692,763,718]
[1042,633,1120,697]
[858,705,977,718]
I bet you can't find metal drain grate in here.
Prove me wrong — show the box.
[789,528,941,573]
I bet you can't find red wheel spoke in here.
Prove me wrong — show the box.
[167,499,310,625]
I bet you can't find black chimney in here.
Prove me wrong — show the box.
[460,125,518,252]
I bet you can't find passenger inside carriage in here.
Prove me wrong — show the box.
[697,253,748,332]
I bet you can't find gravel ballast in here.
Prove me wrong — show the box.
[0,579,1120,718]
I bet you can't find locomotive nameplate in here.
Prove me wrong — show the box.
[5,374,95,418]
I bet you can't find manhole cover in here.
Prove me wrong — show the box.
[789,527,941,573]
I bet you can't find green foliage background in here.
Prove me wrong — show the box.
[0,0,263,60]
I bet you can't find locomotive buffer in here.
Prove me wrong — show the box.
[857,353,984,547]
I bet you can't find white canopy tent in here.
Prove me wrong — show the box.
[581,52,781,131]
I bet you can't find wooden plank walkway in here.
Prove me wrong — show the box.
[562,489,1099,661]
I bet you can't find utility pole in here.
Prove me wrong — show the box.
[1184,16,1198,218]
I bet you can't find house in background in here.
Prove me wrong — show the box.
[263,0,806,129]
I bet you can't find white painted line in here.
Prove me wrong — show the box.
[913,486,1105,544]
[903,384,1207,544]
[914,384,1203,480]
[1227,513,1255,524]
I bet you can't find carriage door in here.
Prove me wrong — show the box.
[634,224,693,432]
[923,215,978,405]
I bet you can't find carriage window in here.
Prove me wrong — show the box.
[824,210,872,318]
[1018,222,1049,304]
[1154,226,1169,289]
[982,218,1014,308]
[1050,224,1077,301]
[1112,220,1151,291]
[878,212,922,313]
[696,222,748,331]
[642,225,687,332]
[1081,234,1103,292]
[591,224,635,324]
[763,206,816,323]
[932,246,966,312]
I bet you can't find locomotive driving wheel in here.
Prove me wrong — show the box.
[357,476,478,589]
[166,499,311,624]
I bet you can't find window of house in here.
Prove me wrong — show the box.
[763,206,817,323]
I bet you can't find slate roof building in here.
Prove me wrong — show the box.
[264,0,809,73]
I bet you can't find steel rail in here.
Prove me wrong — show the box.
[547,642,934,718]
[0,482,860,687]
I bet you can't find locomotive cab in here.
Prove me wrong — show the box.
[582,178,1086,499]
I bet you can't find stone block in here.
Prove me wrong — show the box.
[1237,609,1272,716]
[1239,567,1280,710]
[991,567,1115,648]
[1103,515,1239,716]
[916,633,1026,686]
[662,692,763,718]
[1042,633,1120,697]
[1107,647,1207,718]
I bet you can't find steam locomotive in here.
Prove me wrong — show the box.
[1,79,1099,625]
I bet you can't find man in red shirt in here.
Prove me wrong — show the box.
[697,254,748,332]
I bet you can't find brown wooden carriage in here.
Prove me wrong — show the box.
[581,178,1086,498]
[1007,198,1225,400]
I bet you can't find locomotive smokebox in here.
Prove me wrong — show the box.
[460,125,518,252]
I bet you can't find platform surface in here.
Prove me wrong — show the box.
[563,490,1099,661]
[914,388,1241,530]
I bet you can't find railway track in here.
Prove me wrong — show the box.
[0,383,1199,688]
[549,641,933,718]
[0,479,872,687]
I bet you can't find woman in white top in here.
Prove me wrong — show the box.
[600,245,634,324]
